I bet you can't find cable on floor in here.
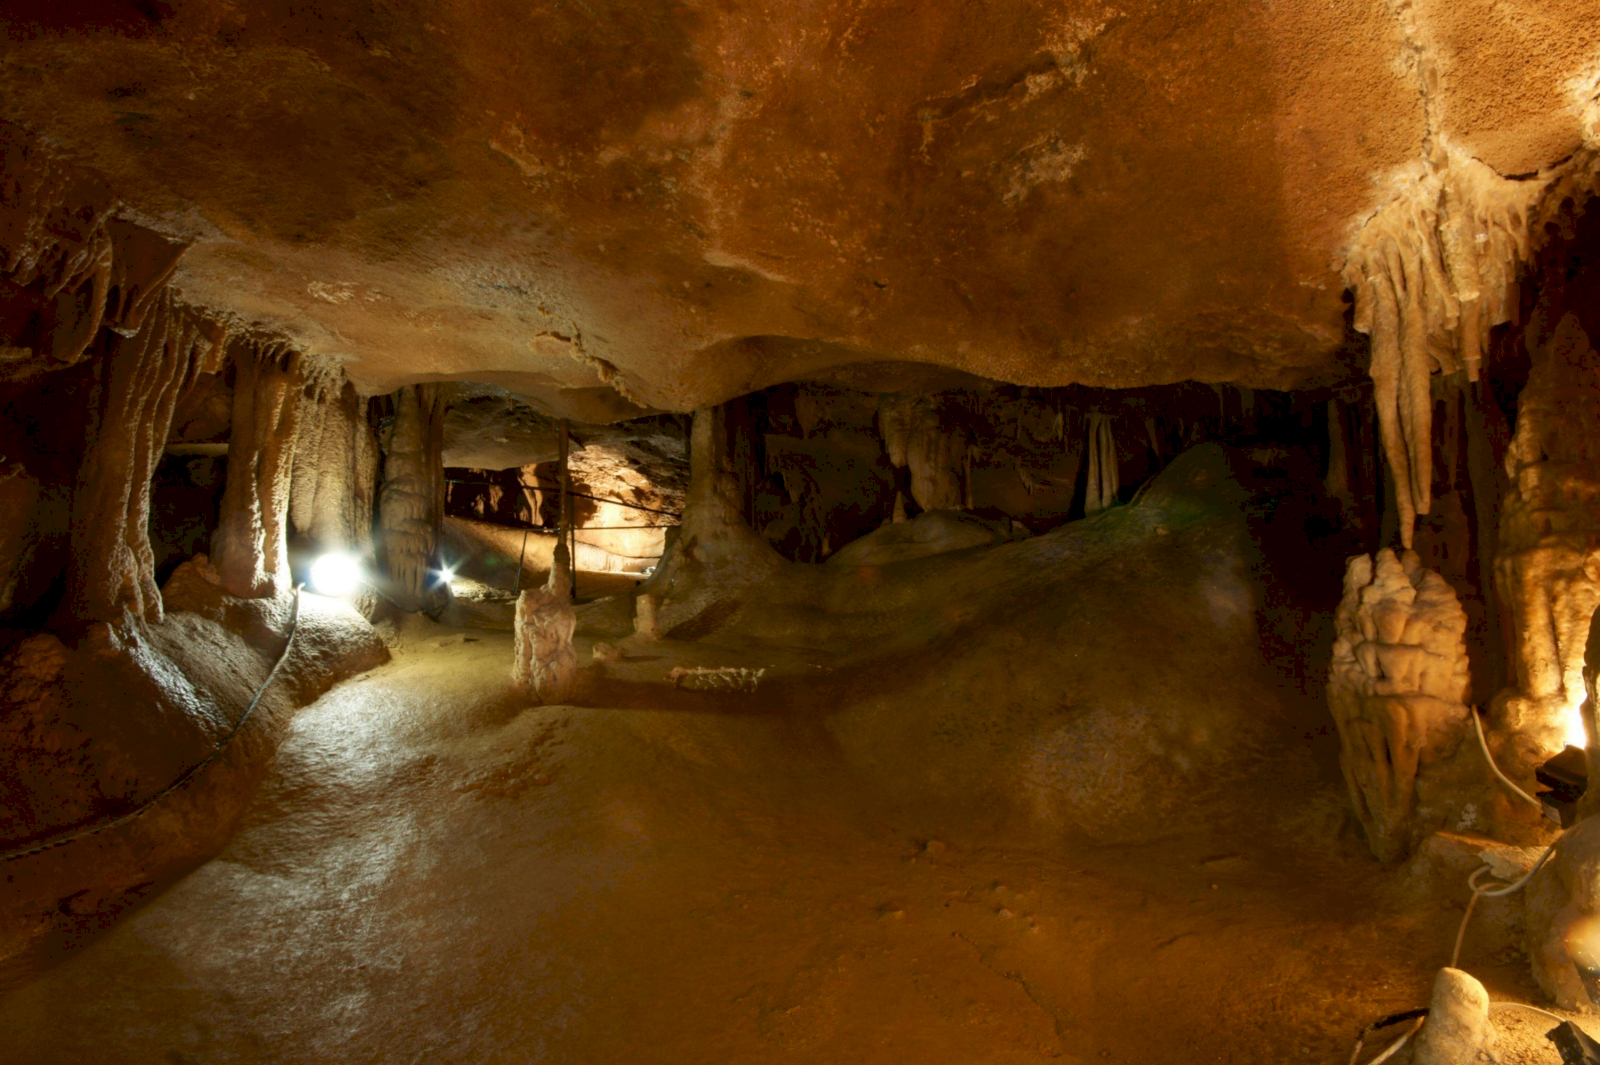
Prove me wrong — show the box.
[0,584,305,864]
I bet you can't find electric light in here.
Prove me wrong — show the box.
[309,552,362,597]
[1564,700,1590,750]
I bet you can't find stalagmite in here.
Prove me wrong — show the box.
[377,384,447,612]
[1342,149,1543,548]
[66,293,226,624]
[634,592,660,639]
[1412,968,1494,1064]
[1327,549,1473,861]
[212,341,308,600]
[1083,413,1118,515]
[512,542,578,702]
[1493,313,1600,745]
[878,393,965,511]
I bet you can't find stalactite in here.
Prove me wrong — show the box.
[1343,149,1544,548]
[103,218,187,337]
[66,293,224,624]
[0,128,197,376]
[377,383,446,610]
[0,130,116,304]
[1083,413,1117,515]
[212,341,308,599]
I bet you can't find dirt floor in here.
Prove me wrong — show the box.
[0,591,1594,1064]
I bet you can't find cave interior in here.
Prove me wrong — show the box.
[3,2,1600,1062]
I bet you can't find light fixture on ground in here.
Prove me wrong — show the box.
[309,552,363,597]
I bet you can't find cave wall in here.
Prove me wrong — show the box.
[673,380,1361,565]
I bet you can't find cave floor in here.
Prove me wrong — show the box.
[0,608,1587,1064]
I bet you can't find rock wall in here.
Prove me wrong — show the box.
[0,131,391,979]
[1327,549,1473,861]
[66,294,228,625]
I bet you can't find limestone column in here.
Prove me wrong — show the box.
[377,383,445,611]
[212,342,307,599]
[67,294,218,624]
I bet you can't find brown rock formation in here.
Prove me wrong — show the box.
[290,376,379,555]
[67,293,227,624]
[377,383,446,612]
[212,342,307,600]
[511,544,578,703]
[1328,548,1473,861]
[0,3,1593,415]
[1494,313,1600,749]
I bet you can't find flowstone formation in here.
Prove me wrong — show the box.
[1327,549,1473,862]
[1494,313,1600,747]
[512,544,578,704]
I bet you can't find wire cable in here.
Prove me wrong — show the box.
[1351,708,1567,1064]
[1490,1001,1570,1026]
[0,584,306,864]
[1472,707,1544,808]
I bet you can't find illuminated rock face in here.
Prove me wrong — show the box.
[0,3,1595,416]
[1328,548,1473,862]
[1527,816,1600,1011]
[1495,314,1600,749]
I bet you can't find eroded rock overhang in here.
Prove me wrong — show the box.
[0,0,1595,417]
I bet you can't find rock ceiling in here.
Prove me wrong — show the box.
[1,0,1596,419]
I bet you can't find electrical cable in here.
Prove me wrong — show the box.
[0,584,306,864]
[1473,706,1545,808]
[1352,708,1569,1063]
[1451,844,1557,968]
[1491,1001,1570,1026]
[1362,1024,1418,1065]
[1348,1009,1428,1065]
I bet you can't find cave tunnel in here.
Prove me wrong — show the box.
[3,3,1600,1062]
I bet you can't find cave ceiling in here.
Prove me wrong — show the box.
[2,0,1596,419]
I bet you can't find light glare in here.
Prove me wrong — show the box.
[310,552,362,597]
[1565,701,1590,749]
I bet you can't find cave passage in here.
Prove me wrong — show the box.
[4,5,1600,1064]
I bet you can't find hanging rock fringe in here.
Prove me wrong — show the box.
[1343,149,1543,548]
